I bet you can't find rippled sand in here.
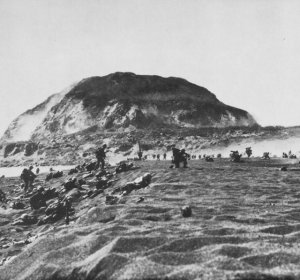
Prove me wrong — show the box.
[1,159,300,280]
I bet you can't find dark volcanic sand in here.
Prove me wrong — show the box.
[1,159,300,280]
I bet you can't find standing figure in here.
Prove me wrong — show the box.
[163,153,167,160]
[180,149,189,167]
[245,147,252,158]
[95,144,107,169]
[64,198,71,225]
[138,150,143,160]
[172,147,181,168]
[20,166,36,193]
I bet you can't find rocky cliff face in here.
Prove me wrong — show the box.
[1,72,257,143]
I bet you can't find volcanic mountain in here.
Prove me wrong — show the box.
[1,72,256,143]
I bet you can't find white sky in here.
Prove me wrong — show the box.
[1,0,300,135]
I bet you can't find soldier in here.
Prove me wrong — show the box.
[157,154,160,160]
[137,150,143,160]
[29,186,46,210]
[163,153,167,160]
[230,151,242,162]
[172,147,181,168]
[180,149,189,168]
[20,166,36,193]
[95,144,107,169]
[245,147,252,158]
[262,152,270,159]
[64,198,71,225]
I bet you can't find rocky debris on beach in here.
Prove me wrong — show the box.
[3,158,300,279]
[0,158,152,272]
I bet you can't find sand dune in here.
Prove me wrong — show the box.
[1,159,300,279]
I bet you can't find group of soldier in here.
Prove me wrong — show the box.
[20,144,299,195]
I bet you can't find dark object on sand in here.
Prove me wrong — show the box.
[95,144,107,169]
[205,156,214,162]
[64,178,78,192]
[20,166,36,193]
[39,199,74,225]
[106,195,119,205]
[64,198,71,225]
[281,166,288,171]
[181,206,192,217]
[12,201,26,209]
[45,171,63,181]
[43,188,58,200]
[230,151,242,162]
[86,161,97,172]
[0,189,6,202]
[68,168,79,175]
[245,147,252,158]
[262,152,270,159]
[136,197,144,203]
[115,162,137,174]
[172,147,189,168]
[30,186,47,210]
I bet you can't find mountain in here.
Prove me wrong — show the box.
[1,72,256,143]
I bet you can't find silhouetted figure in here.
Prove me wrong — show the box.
[245,147,252,158]
[205,156,214,162]
[95,144,107,169]
[20,166,36,193]
[262,152,270,159]
[137,150,143,160]
[230,151,242,162]
[172,148,189,168]
[64,198,71,225]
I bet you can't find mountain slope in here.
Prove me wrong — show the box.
[1,72,257,143]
